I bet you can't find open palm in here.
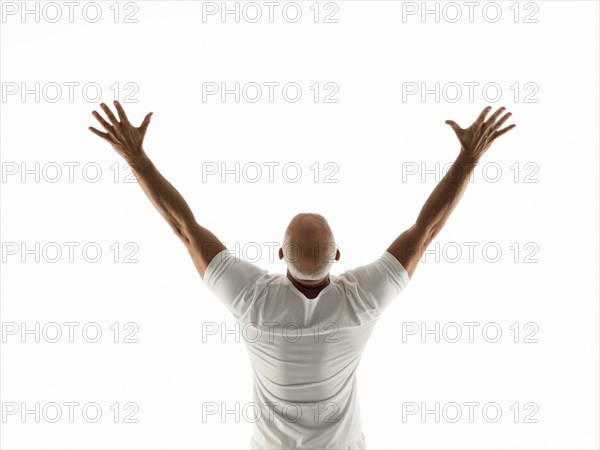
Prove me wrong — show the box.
[445,106,515,159]
[89,101,153,162]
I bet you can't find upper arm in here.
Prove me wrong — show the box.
[202,247,268,320]
[342,251,410,316]
[176,221,227,280]
[386,223,436,279]
[176,221,268,319]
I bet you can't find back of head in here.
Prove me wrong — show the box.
[283,213,337,281]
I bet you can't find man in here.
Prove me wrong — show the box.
[89,103,515,449]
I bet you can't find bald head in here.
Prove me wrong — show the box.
[281,213,339,281]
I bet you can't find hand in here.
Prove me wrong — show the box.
[89,101,153,162]
[445,106,516,160]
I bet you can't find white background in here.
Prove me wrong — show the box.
[1,0,598,449]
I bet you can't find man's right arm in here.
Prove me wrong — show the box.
[387,106,516,279]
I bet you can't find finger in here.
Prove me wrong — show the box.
[113,100,131,125]
[89,126,116,143]
[488,111,512,134]
[138,112,153,135]
[99,102,120,127]
[474,106,492,127]
[92,111,115,135]
[445,119,462,134]
[92,111,118,139]
[491,124,516,140]
[484,106,506,128]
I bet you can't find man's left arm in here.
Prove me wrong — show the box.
[89,101,226,279]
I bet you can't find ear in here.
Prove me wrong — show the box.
[335,248,341,261]
[278,247,284,260]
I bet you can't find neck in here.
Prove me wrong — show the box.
[286,270,330,290]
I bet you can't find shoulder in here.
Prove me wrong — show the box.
[335,251,408,284]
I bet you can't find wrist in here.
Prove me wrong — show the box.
[457,150,480,166]
[127,152,153,172]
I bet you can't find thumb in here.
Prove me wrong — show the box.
[445,120,461,134]
[139,112,153,134]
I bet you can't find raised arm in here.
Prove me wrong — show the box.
[387,106,516,279]
[89,101,226,279]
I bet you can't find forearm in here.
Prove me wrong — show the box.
[127,153,196,235]
[415,150,479,236]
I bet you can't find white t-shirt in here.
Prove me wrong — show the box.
[204,249,410,449]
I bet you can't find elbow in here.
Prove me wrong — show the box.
[170,221,191,245]
[414,220,439,238]
[413,221,440,246]
[429,223,442,239]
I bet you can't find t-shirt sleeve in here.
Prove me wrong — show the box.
[203,249,268,320]
[341,250,410,317]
